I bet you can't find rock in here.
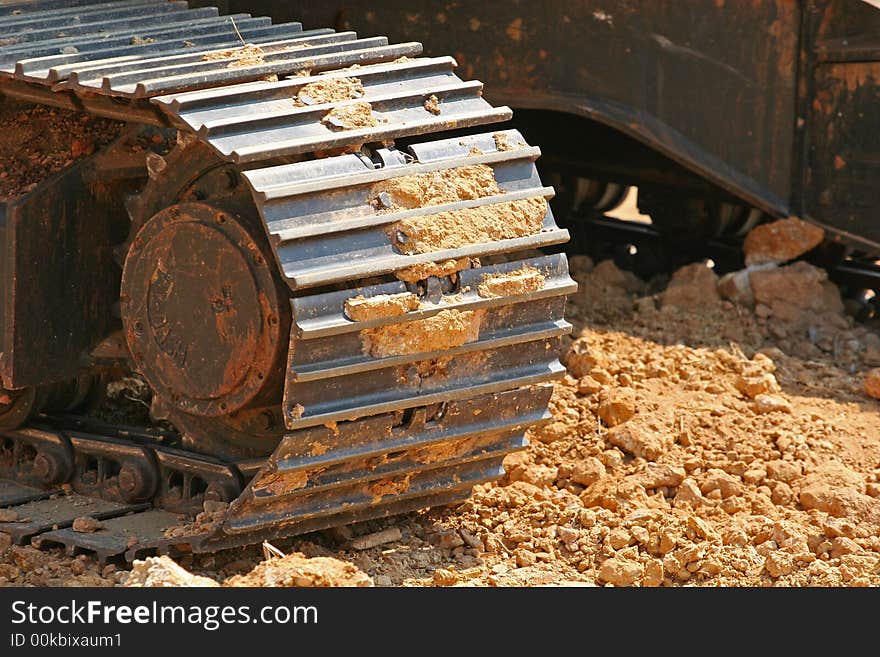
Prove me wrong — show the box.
[673,479,704,508]
[661,262,720,309]
[716,265,776,306]
[765,460,803,483]
[563,338,601,378]
[735,372,780,399]
[374,575,393,586]
[864,369,880,399]
[764,551,795,578]
[433,568,459,586]
[700,469,744,499]
[631,464,685,489]
[829,536,861,559]
[433,530,465,549]
[515,548,537,567]
[597,388,636,427]
[226,553,373,587]
[753,394,792,414]
[72,517,104,533]
[743,217,824,266]
[0,509,20,523]
[748,261,843,324]
[606,422,669,461]
[643,559,664,587]
[597,557,641,586]
[350,527,402,550]
[577,376,603,395]
[126,556,220,587]
[570,457,605,486]
[0,532,11,551]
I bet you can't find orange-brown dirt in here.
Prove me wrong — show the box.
[322,102,379,130]
[201,44,266,68]
[424,94,442,115]
[361,308,482,358]
[373,163,500,211]
[295,76,365,105]
[0,100,123,200]
[390,197,548,254]
[345,292,421,321]
[394,257,475,283]
[3,236,880,587]
[478,265,546,298]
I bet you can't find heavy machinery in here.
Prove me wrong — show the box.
[1,0,879,562]
[276,0,880,281]
[0,0,574,560]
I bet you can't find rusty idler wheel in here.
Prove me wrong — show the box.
[120,202,290,425]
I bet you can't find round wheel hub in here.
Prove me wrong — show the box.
[121,202,287,417]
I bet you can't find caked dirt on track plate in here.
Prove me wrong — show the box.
[361,309,482,358]
[390,197,547,254]
[394,257,474,283]
[477,265,546,298]
[0,100,123,200]
[345,292,420,321]
[295,76,365,105]
[202,44,266,68]
[373,164,500,211]
[322,102,379,130]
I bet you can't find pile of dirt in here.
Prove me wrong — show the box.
[225,552,373,587]
[0,100,123,200]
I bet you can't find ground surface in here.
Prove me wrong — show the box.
[3,233,880,587]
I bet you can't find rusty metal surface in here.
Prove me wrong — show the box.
[0,155,126,389]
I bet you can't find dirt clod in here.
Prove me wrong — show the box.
[72,517,104,533]
[296,76,364,105]
[391,197,547,254]
[424,94,441,115]
[477,265,546,298]
[126,556,219,587]
[225,552,373,587]
[345,293,420,321]
[361,309,482,358]
[743,217,825,265]
[322,102,379,130]
[374,164,500,211]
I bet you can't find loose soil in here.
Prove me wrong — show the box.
[3,235,880,587]
[0,100,123,200]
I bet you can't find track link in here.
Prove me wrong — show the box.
[0,1,574,560]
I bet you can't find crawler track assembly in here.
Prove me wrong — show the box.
[0,1,574,560]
